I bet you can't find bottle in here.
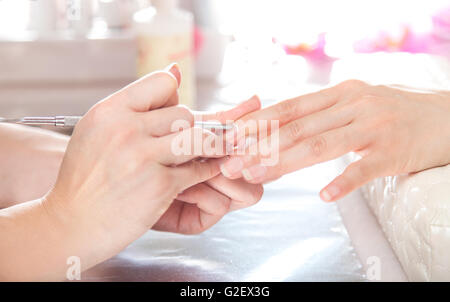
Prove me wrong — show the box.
[134,0,196,108]
[28,0,57,38]
[66,0,93,37]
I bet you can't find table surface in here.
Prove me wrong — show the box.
[83,162,366,281]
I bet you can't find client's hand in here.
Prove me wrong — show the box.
[220,80,450,202]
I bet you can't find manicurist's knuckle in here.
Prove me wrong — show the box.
[176,105,194,123]
[80,102,124,139]
[111,147,144,176]
[152,71,178,90]
[86,102,111,125]
[109,122,140,148]
[217,199,231,216]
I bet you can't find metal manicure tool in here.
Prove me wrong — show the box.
[0,116,234,130]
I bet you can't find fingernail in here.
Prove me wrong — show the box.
[236,137,246,152]
[220,163,232,178]
[225,126,236,143]
[321,185,340,202]
[242,94,261,109]
[166,63,181,87]
[225,142,235,154]
[242,165,267,181]
[225,121,243,145]
[220,157,244,177]
[242,169,252,181]
[241,136,258,151]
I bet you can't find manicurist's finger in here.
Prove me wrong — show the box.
[152,199,225,234]
[206,175,263,211]
[157,127,233,165]
[141,105,193,137]
[114,63,180,112]
[174,159,222,191]
[194,95,262,145]
[177,183,231,216]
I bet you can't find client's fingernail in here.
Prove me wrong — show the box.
[225,126,236,143]
[242,165,267,181]
[225,142,235,154]
[321,185,340,202]
[166,63,181,87]
[220,157,243,177]
[239,136,258,152]
[225,121,243,145]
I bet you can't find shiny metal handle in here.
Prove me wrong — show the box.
[55,116,82,127]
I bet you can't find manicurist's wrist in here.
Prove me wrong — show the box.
[40,190,145,273]
[37,193,106,278]
[39,192,76,236]
[0,197,86,281]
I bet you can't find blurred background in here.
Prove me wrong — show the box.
[0,0,449,120]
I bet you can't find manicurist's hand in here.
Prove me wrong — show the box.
[0,95,263,236]
[0,64,230,280]
[220,80,450,202]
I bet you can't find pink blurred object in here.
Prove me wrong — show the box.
[277,33,336,84]
[280,33,332,61]
[354,26,433,53]
[354,6,450,55]
[193,26,204,56]
[433,6,450,40]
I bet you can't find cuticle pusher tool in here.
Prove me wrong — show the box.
[0,116,234,131]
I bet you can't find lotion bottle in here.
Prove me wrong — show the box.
[134,0,196,108]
